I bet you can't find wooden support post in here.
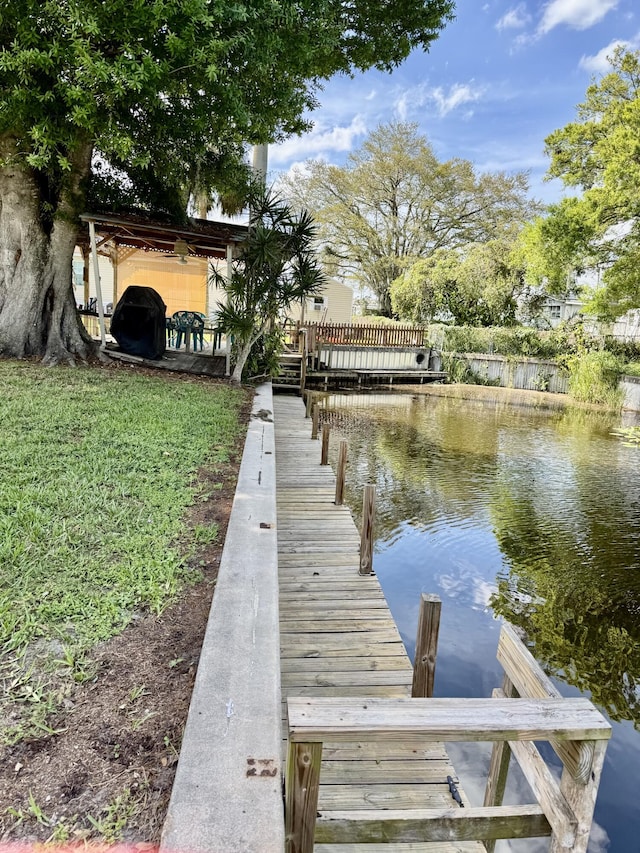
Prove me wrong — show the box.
[411,593,441,698]
[88,220,106,347]
[321,423,330,465]
[359,484,375,575]
[550,740,608,853]
[483,675,517,853]
[305,390,313,418]
[335,440,347,506]
[311,403,319,440]
[299,328,307,397]
[285,741,323,853]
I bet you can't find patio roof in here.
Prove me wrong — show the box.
[79,212,248,260]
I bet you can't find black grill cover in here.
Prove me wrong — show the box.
[111,286,166,360]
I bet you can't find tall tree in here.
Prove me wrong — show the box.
[391,230,534,326]
[0,0,454,364]
[279,122,538,315]
[521,47,640,319]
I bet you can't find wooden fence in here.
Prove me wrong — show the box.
[299,322,429,351]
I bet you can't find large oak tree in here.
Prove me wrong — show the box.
[278,122,538,315]
[0,0,454,363]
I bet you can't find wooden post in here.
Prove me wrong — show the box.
[88,219,106,347]
[285,741,323,853]
[359,484,375,575]
[550,741,608,853]
[335,440,347,505]
[311,403,319,440]
[411,593,441,698]
[483,675,517,853]
[299,328,307,397]
[305,390,313,418]
[321,423,330,465]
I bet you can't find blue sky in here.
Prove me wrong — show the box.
[269,0,638,204]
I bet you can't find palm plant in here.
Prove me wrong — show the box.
[212,187,326,383]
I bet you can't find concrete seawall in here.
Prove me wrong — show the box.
[160,382,283,853]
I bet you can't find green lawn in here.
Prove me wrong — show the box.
[0,361,247,741]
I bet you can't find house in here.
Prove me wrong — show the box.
[287,278,354,324]
[539,294,584,328]
[207,274,354,326]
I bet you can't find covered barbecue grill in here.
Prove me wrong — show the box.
[110,286,167,360]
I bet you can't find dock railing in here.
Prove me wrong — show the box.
[285,621,611,853]
[300,322,429,352]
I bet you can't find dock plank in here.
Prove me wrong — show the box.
[274,395,483,852]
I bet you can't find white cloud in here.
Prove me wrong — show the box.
[496,4,532,30]
[394,82,485,120]
[430,83,485,117]
[579,37,636,72]
[538,0,619,35]
[269,116,367,166]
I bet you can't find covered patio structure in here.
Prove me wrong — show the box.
[78,212,248,366]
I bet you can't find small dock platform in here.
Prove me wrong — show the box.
[274,395,482,851]
[305,368,447,391]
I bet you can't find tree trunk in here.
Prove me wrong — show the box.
[230,336,255,384]
[229,323,269,384]
[0,136,96,364]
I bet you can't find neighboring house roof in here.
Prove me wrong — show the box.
[79,212,248,260]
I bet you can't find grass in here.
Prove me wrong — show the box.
[0,361,246,740]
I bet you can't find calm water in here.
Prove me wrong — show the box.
[324,391,640,853]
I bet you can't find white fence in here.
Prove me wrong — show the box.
[432,352,570,394]
[621,375,640,411]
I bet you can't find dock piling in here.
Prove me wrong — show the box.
[359,484,376,575]
[411,593,441,698]
[320,423,330,465]
[335,440,347,505]
[311,403,319,439]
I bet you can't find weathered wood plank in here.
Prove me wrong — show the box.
[497,623,598,785]
[284,685,412,698]
[280,612,391,623]
[281,670,413,687]
[280,657,409,674]
[287,697,612,743]
[314,806,551,844]
[317,761,455,784]
[317,784,461,811]
[319,742,449,761]
[280,643,407,659]
[285,741,322,853]
[280,594,386,605]
[280,619,402,632]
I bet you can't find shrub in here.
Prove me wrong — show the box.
[567,351,624,406]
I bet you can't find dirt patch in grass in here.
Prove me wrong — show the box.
[0,369,251,845]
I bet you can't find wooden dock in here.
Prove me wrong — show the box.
[274,393,611,853]
[274,394,483,852]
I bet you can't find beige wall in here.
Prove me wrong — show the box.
[116,250,209,317]
[287,278,353,324]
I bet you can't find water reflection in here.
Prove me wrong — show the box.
[323,391,640,852]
